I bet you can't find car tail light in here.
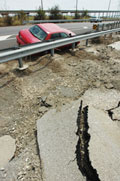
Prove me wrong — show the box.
[19,32,27,44]
[19,32,23,40]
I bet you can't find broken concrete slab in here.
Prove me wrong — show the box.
[81,89,120,181]
[0,139,42,181]
[37,88,120,181]
[88,106,120,181]
[82,88,120,111]
[0,135,16,169]
[37,101,85,181]
[108,41,120,50]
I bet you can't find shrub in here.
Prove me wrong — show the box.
[34,8,46,20]
[49,5,63,20]
[74,11,80,19]
[81,10,89,18]
[18,11,26,24]
[4,15,13,26]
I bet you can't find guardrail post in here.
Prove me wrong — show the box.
[72,43,75,50]
[17,58,28,70]
[86,39,88,46]
[51,49,54,56]
[111,23,113,29]
[96,24,99,31]
[102,24,104,31]
[104,34,107,39]
[18,58,23,68]
[109,33,112,38]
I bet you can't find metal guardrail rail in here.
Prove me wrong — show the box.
[0,9,120,14]
[0,28,120,69]
[93,21,120,31]
[23,19,90,24]
[23,19,119,24]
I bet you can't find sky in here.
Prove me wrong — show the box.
[0,0,119,11]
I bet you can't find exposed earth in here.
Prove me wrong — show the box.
[0,34,120,180]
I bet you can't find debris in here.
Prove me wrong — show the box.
[0,135,16,169]
[38,96,52,107]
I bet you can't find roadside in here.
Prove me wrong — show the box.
[0,34,120,180]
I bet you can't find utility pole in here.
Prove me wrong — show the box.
[118,0,120,10]
[76,0,78,12]
[108,0,111,11]
[75,0,78,18]
[41,0,43,10]
[4,0,7,9]
[107,0,111,18]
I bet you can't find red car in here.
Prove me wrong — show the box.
[16,23,76,46]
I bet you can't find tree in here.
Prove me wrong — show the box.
[81,10,89,18]
[74,11,80,19]
[4,15,13,26]
[49,5,63,20]
[18,11,26,24]
[34,7,46,20]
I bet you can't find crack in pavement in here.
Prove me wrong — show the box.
[75,100,100,181]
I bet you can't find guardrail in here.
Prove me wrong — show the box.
[23,19,89,24]
[93,21,120,31]
[0,28,120,70]
[23,19,119,24]
[0,9,120,14]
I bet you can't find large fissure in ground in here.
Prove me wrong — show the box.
[75,101,100,181]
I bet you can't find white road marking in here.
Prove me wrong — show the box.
[4,37,16,41]
[0,34,16,41]
[0,35,12,41]
[83,26,88,29]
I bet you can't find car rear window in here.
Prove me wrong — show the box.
[29,25,47,40]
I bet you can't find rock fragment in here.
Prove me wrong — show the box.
[0,135,16,168]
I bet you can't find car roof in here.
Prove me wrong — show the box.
[37,23,64,34]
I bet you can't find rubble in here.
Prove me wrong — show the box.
[0,135,16,169]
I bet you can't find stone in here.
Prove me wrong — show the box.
[112,107,120,121]
[38,106,48,114]
[0,135,16,169]
[108,41,120,50]
[105,83,114,89]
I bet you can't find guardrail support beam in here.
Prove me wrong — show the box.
[86,39,88,46]
[72,43,75,50]
[18,58,23,68]
[17,58,28,70]
[51,49,54,56]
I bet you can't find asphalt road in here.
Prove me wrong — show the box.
[0,21,112,50]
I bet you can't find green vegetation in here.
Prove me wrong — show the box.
[1,8,114,27]
[74,11,80,19]
[34,7,46,20]
[4,15,13,26]
[18,11,27,24]
[49,5,63,20]
[81,10,90,18]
